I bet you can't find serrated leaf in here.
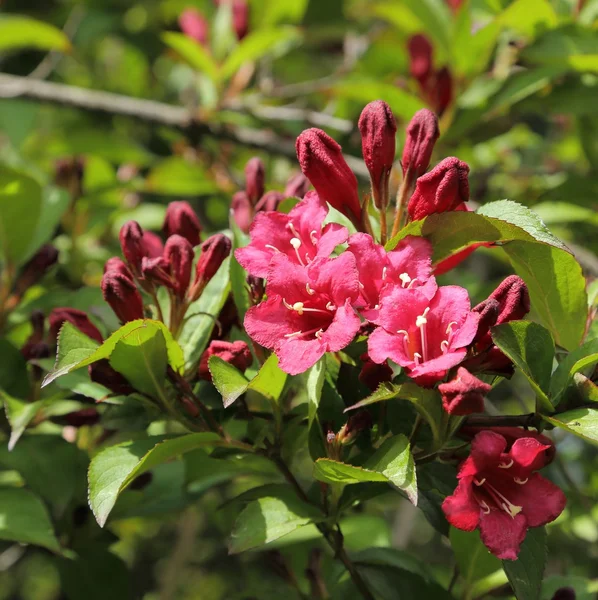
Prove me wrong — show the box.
[209,356,250,408]
[161,32,220,81]
[314,459,389,484]
[543,406,598,445]
[550,339,598,406]
[2,392,45,451]
[0,16,71,53]
[248,354,287,403]
[306,358,326,426]
[0,487,60,552]
[491,321,555,413]
[503,527,546,600]
[88,433,219,527]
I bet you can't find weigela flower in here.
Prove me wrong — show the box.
[178,8,209,46]
[255,190,284,213]
[442,430,566,560]
[48,307,103,344]
[401,109,439,178]
[235,192,348,279]
[368,285,479,386]
[164,235,194,299]
[486,275,531,325]
[190,233,232,300]
[163,201,202,246]
[408,157,470,221]
[245,157,265,205]
[101,272,144,323]
[347,233,435,321]
[104,257,134,279]
[438,367,491,415]
[119,221,163,276]
[296,129,362,225]
[198,340,253,381]
[244,253,361,375]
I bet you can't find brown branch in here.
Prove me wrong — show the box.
[463,414,541,429]
[0,73,368,178]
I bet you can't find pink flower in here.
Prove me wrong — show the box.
[235,192,348,279]
[438,367,491,415]
[179,8,209,46]
[368,285,479,385]
[347,233,435,321]
[244,253,361,375]
[442,431,566,560]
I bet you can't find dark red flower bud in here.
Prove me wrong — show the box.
[21,311,48,361]
[164,235,194,298]
[407,157,469,221]
[198,340,252,381]
[472,298,500,344]
[401,109,439,178]
[191,234,232,299]
[63,407,100,428]
[178,8,209,46]
[14,244,59,296]
[119,221,163,276]
[296,128,362,224]
[438,367,491,415]
[408,34,433,86]
[255,190,284,213]
[551,588,576,600]
[142,231,164,259]
[358,101,397,207]
[435,67,453,116]
[359,353,393,391]
[89,359,135,395]
[446,0,464,13]
[337,411,373,445]
[245,157,266,205]
[104,257,133,279]
[48,308,103,343]
[462,346,515,378]
[101,272,144,323]
[231,191,253,233]
[247,275,265,305]
[232,0,249,40]
[141,256,173,289]
[163,201,202,246]
[487,275,530,325]
[284,173,310,199]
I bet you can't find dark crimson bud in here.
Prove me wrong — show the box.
[401,109,440,178]
[54,157,85,197]
[407,157,469,221]
[358,353,393,391]
[119,221,163,276]
[551,587,575,600]
[462,346,515,378]
[337,411,373,445]
[255,190,284,213]
[14,244,59,296]
[63,407,100,428]
[104,257,133,279]
[284,172,310,198]
[435,67,453,116]
[48,308,103,343]
[198,340,252,381]
[296,128,362,224]
[141,256,173,289]
[358,101,397,208]
[101,272,144,323]
[191,234,232,299]
[472,298,500,344]
[438,367,491,415]
[487,275,530,325]
[164,235,194,298]
[231,191,253,233]
[245,157,266,205]
[178,8,209,46]
[232,0,249,40]
[89,359,135,395]
[163,201,202,246]
[21,310,47,361]
[247,275,265,305]
[142,231,164,259]
[408,34,433,86]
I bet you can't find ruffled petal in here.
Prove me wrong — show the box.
[317,223,349,257]
[244,297,299,350]
[442,478,480,532]
[289,191,327,236]
[276,337,325,375]
[510,437,552,474]
[479,510,527,560]
[309,253,360,305]
[510,473,566,528]
[469,431,507,472]
[368,327,413,368]
[322,300,361,353]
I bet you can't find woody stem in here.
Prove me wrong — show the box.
[390,173,414,239]
[463,413,541,429]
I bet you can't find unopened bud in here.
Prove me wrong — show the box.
[551,587,576,600]
[359,101,397,209]
[337,411,373,445]
[141,256,173,289]
[408,34,433,86]
[232,0,249,40]
[142,231,164,259]
[63,407,100,428]
[231,191,253,233]
[438,367,491,415]
[48,307,103,343]
[178,8,209,46]
[487,275,530,325]
[401,109,439,178]
[101,272,144,323]
[359,353,393,391]
[89,359,135,395]
[54,157,84,197]
[407,157,469,221]
[247,275,265,304]
[164,235,194,298]
[198,339,252,381]
[191,234,232,299]
[245,157,265,205]
[472,298,500,345]
[119,221,163,276]
[296,128,362,225]
[462,346,514,378]
[104,257,133,279]
[255,190,284,213]
[14,244,59,296]
[435,67,453,116]
[163,201,202,246]
[284,173,310,199]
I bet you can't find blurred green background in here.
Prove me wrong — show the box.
[0,0,598,598]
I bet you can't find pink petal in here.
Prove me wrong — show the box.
[308,253,360,306]
[322,300,361,352]
[469,431,507,472]
[510,437,552,473]
[451,311,480,349]
[244,297,298,349]
[479,510,527,560]
[277,337,325,375]
[375,286,429,333]
[288,191,327,235]
[442,478,480,532]
[408,349,466,380]
[266,254,310,300]
[511,473,566,528]
[367,327,413,367]
[387,235,433,282]
[317,223,349,257]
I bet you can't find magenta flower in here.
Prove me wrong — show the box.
[347,233,435,321]
[368,285,479,385]
[442,431,566,560]
[235,192,349,279]
[244,253,361,374]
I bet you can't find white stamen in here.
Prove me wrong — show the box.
[359,281,365,289]
[474,478,486,486]
[290,237,301,249]
[446,321,458,335]
[413,352,422,366]
[284,330,303,338]
[265,244,282,253]
[310,230,318,245]
[416,307,430,328]
[326,302,336,311]
[287,222,300,238]
[498,459,514,469]
[292,302,304,316]
[407,278,419,289]
[416,307,430,361]
[315,328,324,340]
[485,482,523,519]
[306,283,315,295]
[373,304,380,310]
[382,267,388,280]
[397,330,410,357]
[283,298,293,310]
[480,500,491,515]
[441,340,449,353]
[514,477,528,485]
[399,272,411,287]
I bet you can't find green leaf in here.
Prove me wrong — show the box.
[491,321,555,412]
[549,339,598,406]
[314,459,389,484]
[88,433,219,527]
[543,406,598,445]
[229,221,251,323]
[0,166,43,265]
[249,354,287,403]
[450,528,502,591]
[161,32,220,81]
[179,257,231,373]
[0,16,71,53]
[43,320,184,387]
[221,27,301,79]
[496,0,558,39]
[0,487,60,552]
[306,358,326,426]
[229,492,323,553]
[503,527,547,600]
[209,356,250,408]
[2,392,45,451]
[0,338,30,398]
[145,157,219,196]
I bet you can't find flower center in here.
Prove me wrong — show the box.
[473,477,523,519]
